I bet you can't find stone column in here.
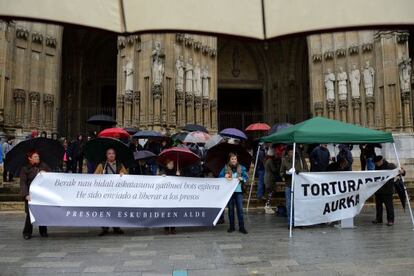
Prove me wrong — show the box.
[401,91,413,131]
[43,94,54,130]
[132,91,140,126]
[327,100,335,120]
[29,91,40,128]
[153,86,162,126]
[366,96,375,128]
[185,93,194,124]
[13,89,25,127]
[210,99,217,131]
[314,102,323,117]
[194,96,202,125]
[339,100,348,122]
[202,98,210,128]
[176,91,185,127]
[352,98,361,125]
[116,95,124,127]
[124,93,133,127]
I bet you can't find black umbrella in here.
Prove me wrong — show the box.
[87,114,117,126]
[394,177,407,211]
[83,137,134,168]
[183,124,208,133]
[5,137,65,175]
[124,127,139,135]
[134,150,156,160]
[133,130,164,139]
[205,142,252,177]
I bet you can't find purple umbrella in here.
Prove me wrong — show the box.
[133,150,156,160]
[269,123,293,134]
[219,128,247,140]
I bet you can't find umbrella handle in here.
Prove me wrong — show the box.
[176,152,180,173]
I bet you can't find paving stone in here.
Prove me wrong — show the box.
[123,243,149,249]
[21,261,82,268]
[0,257,21,263]
[270,259,299,266]
[233,256,261,264]
[219,244,243,250]
[83,266,115,273]
[124,260,153,267]
[130,250,157,256]
[97,247,124,253]
[37,252,67,258]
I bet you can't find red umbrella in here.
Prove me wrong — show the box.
[245,123,271,132]
[158,147,200,171]
[98,128,130,139]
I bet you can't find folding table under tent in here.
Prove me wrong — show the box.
[259,117,414,237]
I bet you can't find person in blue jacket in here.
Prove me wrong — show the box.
[219,152,249,234]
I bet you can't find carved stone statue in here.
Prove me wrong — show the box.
[362,61,375,97]
[194,62,202,97]
[185,58,193,94]
[123,58,134,94]
[152,41,164,87]
[349,64,361,99]
[202,65,209,98]
[325,68,336,101]
[337,67,348,101]
[399,57,412,93]
[175,55,184,92]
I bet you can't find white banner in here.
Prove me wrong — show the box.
[294,169,399,226]
[29,173,238,228]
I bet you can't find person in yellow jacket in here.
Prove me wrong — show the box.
[94,147,127,236]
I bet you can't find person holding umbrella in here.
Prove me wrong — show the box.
[20,150,50,240]
[219,152,249,234]
[94,147,127,236]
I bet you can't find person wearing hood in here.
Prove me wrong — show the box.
[280,145,308,227]
[336,144,353,171]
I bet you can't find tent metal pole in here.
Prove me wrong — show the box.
[289,142,296,238]
[247,143,261,212]
[392,143,414,228]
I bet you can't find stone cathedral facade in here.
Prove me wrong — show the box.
[0,20,413,148]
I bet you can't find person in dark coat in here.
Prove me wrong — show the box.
[159,159,180,235]
[20,150,50,239]
[337,144,353,171]
[372,155,405,226]
[70,134,85,173]
[309,144,330,172]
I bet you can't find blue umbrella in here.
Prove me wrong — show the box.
[133,130,164,139]
[219,128,247,140]
[133,150,156,160]
[269,122,293,134]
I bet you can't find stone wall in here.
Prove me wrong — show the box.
[0,20,62,138]
[116,33,217,133]
[308,30,412,132]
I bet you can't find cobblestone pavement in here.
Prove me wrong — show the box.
[0,206,413,276]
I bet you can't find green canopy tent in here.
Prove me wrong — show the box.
[254,117,412,237]
[261,117,394,144]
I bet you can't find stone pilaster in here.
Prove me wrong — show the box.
[194,96,202,125]
[13,89,25,127]
[124,93,133,127]
[314,102,323,117]
[352,98,361,125]
[185,93,194,124]
[210,99,217,131]
[176,91,185,128]
[43,94,54,129]
[132,91,140,126]
[202,98,210,129]
[153,86,162,126]
[366,96,375,128]
[401,91,413,132]
[327,100,335,120]
[29,91,40,128]
[339,100,348,123]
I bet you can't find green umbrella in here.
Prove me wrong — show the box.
[83,137,135,168]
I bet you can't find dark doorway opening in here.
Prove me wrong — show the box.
[218,89,262,130]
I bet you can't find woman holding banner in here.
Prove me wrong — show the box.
[20,150,50,240]
[219,152,249,234]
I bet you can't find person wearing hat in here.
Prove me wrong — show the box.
[280,145,308,227]
[372,155,405,226]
